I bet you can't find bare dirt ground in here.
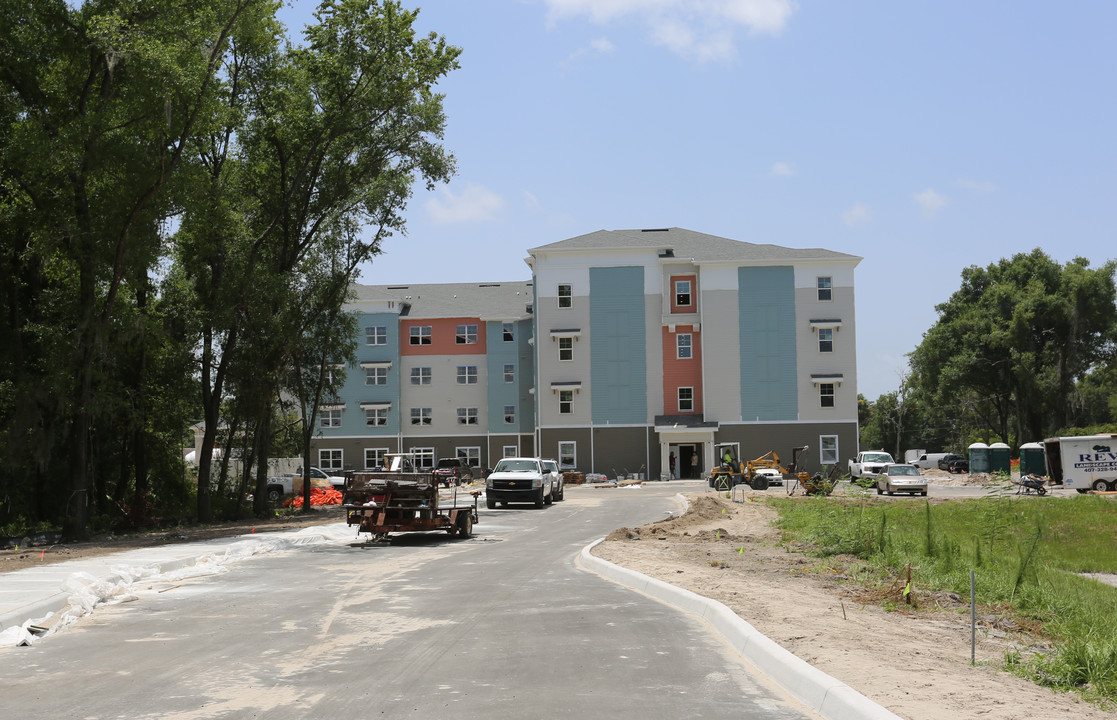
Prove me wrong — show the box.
[592,475,1113,720]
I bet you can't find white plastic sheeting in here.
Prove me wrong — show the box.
[1,523,354,647]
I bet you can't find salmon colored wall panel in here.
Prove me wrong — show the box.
[670,274,698,314]
[661,325,703,414]
[400,317,487,356]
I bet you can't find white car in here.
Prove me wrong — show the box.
[543,459,565,500]
[485,458,554,509]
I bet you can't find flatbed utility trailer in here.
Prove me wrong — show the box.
[342,455,479,541]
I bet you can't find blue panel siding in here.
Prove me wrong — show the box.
[738,267,797,420]
[326,311,401,436]
[590,267,647,424]
[486,320,525,433]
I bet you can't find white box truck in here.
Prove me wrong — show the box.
[1043,434,1117,493]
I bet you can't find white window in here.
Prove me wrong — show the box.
[365,408,388,426]
[457,407,479,425]
[559,337,573,361]
[319,449,343,471]
[410,367,431,385]
[456,324,478,344]
[558,283,572,308]
[365,326,387,345]
[504,405,516,424]
[819,383,835,408]
[409,325,432,345]
[820,435,839,466]
[818,327,834,353]
[364,448,388,469]
[320,408,342,428]
[678,387,694,412]
[675,280,692,307]
[411,447,434,469]
[457,365,478,384]
[457,447,480,467]
[504,363,515,383]
[411,407,432,425]
[503,322,514,342]
[558,441,576,469]
[559,390,574,414]
[365,367,388,385]
[503,445,517,458]
[677,333,692,359]
[817,276,832,302]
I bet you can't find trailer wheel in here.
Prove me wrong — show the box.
[457,513,473,539]
[1092,479,1110,492]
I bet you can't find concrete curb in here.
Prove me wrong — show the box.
[579,539,902,720]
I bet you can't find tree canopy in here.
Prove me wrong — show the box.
[0,0,458,538]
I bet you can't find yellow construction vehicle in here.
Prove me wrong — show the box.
[710,446,813,492]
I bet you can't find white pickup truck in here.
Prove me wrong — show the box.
[848,451,895,480]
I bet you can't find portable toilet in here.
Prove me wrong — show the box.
[1019,442,1046,476]
[968,442,990,473]
[989,442,1011,474]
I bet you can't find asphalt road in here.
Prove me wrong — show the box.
[0,482,820,720]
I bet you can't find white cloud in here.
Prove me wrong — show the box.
[426,183,504,223]
[565,36,617,65]
[770,161,794,177]
[544,0,797,62]
[913,188,948,217]
[956,178,998,193]
[842,203,872,227]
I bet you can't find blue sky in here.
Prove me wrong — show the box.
[280,1,1117,400]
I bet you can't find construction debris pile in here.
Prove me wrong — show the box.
[284,487,343,508]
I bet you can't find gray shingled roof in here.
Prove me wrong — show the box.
[528,227,860,263]
[350,281,534,319]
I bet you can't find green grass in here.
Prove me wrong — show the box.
[767,494,1117,708]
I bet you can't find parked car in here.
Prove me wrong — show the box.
[848,451,895,480]
[947,457,969,474]
[432,457,473,487]
[876,464,928,496]
[543,459,564,500]
[485,457,554,508]
[298,466,346,490]
[937,454,966,471]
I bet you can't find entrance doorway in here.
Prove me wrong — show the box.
[675,444,703,479]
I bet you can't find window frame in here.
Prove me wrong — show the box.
[457,407,479,425]
[817,276,833,302]
[504,404,516,424]
[411,447,434,469]
[455,324,478,345]
[820,435,839,466]
[364,448,388,469]
[818,327,834,353]
[456,447,481,468]
[410,366,432,385]
[319,408,342,428]
[503,363,515,383]
[365,325,387,345]
[319,449,343,471]
[557,283,572,309]
[678,386,694,412]
[364,366,388,385]
[410,407,432,425]
[502,322,514,342]
[409,325,432,345]
[364,407,388,426]
[558,336,573,362]
[676,333,692,359]
[558,441,576,469]
[559,390,574,414]
[819,383,836,408]
[503,445,518,458]
[456,365,478,384]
